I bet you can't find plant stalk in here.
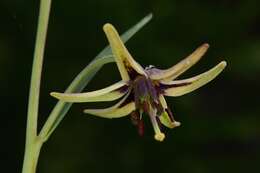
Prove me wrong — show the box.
[22,0,52,173]
[21,139,43,173]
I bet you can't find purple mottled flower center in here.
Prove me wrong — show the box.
[132,76,163,115]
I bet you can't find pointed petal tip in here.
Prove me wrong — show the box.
[217,60,227,71]
[146,13,153,19]
[167,121,181,129]
[198,43,209,52]
[150,43,211,81]
[173,121,181,127]
[147,13,153,18]
[83,109,90,114]
[154,133,165,142]
[50,92,69,101]
[50,92,59,99]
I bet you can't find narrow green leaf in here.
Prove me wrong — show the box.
[39,13,153,141]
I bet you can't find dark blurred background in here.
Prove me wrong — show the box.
[1,0,260,173]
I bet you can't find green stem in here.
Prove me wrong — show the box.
[22,0,52,173]
[21,138,43,173]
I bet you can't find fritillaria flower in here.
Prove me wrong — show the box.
[51,24,227,141]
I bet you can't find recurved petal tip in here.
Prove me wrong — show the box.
[50,81,128,103]
[50,92,60,99]
[154,133,165,142]
[150,43,210,81]
[173,121,181,127]
[166,121,181,129]
[163,60,227,97]
[50,92,70,101]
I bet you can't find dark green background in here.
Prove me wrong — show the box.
[1,0,260,173]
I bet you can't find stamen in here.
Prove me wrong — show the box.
[155,133,165,142]
[138,120,145,136]
[130,111,145,136]
[148,106,165,142]
[142,101,150,113]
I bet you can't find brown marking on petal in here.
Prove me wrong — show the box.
[128,68,140,80]
[123,59,140,79]
[123,59,131,69]
[159,82,192,92]
[118,85,129,93]
[118,89,134,108]
[153,80,161,86]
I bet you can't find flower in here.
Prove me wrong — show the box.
[51,24,227,142]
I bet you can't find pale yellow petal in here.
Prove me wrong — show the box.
[159,112,181,129]
[83,90,135,118]
[83,102,135,119]
[162,61,227,97]
[103,23,146,81]
[50,81,128,102]
[147,105,165,142]
[150,43,209,81]
[158,95,181,128]
[159,94,167,109]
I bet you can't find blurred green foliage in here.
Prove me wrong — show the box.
[1,0,260,173]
